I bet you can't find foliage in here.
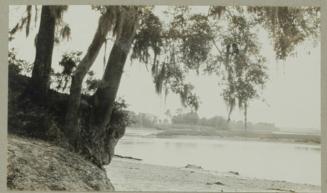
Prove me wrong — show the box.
[8,54,63,140]
[172,111,200,125]
[9,5,71,44]
[131,7,163,66]
[198,116,228,129]
[55,24,71,43]
[60,51,82,75]
[52,51,82,93]
[170,111,228,130]
[52,51,104,95]
[206,8,269,125]
[83,71,102,95]
[9,5,35,40]
[110,98,134,131]
[129,5,319,112]
[8,48,32,76]
[180,14,213,71]
[129,112,159,128]
[10,6,320,112]
[248,6,320,60]
[170,111,278,131]
[50,6,71,44]
[92,6,141,39]
[131,7,217,111]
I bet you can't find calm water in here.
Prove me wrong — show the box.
[115,128,321,185]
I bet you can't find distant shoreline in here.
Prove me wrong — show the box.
[154,132,321,146]
[128,126,321,145]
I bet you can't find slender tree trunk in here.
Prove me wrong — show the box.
[64,11,116,147]
[227,105,233,122]
[28,6,56,104]
[244,102,247,131]
[84,7,138,166]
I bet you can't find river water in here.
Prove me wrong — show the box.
[114,128,321,185]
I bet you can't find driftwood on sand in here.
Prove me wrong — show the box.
[114,154,142,161]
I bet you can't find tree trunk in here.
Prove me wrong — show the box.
[64,11,116,147]
[27,6,56,104]
[244,102,247,131]
[93,8,138,129]
[83,7,138,166]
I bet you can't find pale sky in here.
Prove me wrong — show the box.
[9,5,321,129]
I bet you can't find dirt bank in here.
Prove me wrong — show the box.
[7,135,114,191]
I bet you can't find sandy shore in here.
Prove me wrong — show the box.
[106,157,320,192]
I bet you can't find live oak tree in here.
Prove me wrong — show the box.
[61,6,139,166]
[10,5,70,103]
[84,7,139,165]
[206,6,319,130]
[210,8,268,130]
[64,6,122,149]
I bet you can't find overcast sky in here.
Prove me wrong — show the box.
[9,5,321,129]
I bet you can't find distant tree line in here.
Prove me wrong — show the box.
[128,112,160,128]
[128,110,278,131]
[171,111,278,131]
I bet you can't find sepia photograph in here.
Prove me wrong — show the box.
[7,4,321,192]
